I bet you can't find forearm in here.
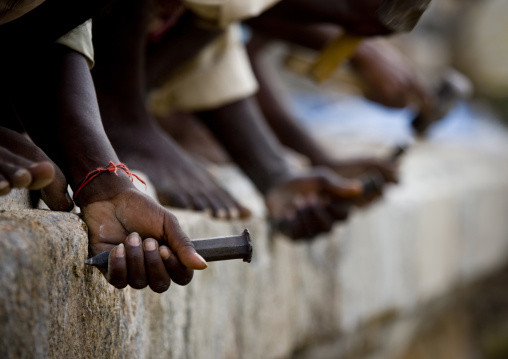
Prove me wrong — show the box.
[196,97,295,194]
[7,45,133,204]
[247,37,334,167]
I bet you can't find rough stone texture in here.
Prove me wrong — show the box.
[0,189,32,210]
[1,139,508,358]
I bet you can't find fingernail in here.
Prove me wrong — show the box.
[14,168,30,179]
[116,243,125,257]
[196,253,208,268]
[0,180,8,190]
[128,232,140,246]
[204,208,213,216]
[65,193,73,205]
[159,246,170,260]
[144,238,157,251]
[29,163,40,168]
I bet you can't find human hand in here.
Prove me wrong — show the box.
[266,168,363,239]
[81,185,207,293]
[328,153,402,207]
[330,157,399,184]
[0,127,73,211]
[351,39,436,113]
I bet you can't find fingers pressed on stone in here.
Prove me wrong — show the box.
[282,209,305,240]
[328,202,351,222]
[0,161,32,189]
[160,245,194,286]
[26,161,55,190]
[40,180,74,212]
[125,232,148,289]
[0,174,11,195]
[107,244,128,289]
[297,207,320,239]
[309,203,335,234]
[143,239,171,293]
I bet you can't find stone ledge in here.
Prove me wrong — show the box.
[1,141,508,358]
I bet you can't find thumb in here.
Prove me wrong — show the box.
[161,211,208,270]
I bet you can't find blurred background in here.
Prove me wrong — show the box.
[253,0,508,358]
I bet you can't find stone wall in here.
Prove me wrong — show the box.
[2,139,508,359]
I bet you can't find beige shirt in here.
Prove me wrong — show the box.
[185,0,280,28]
[149,24,257,114]
[56,20,94,68]
[149,0,281,114]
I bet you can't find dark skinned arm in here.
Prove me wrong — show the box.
[6,44,206,292]
[197,96,363,239]
[246,33,399,185]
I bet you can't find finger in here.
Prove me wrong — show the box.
[309,203,335,234]
[160,245,193,286]
[0,160,32,189]
[143,238,171,293]
[124,232,148,289]
[0,174,11,195]
[40,164,74,211]
[293,196,321,239]
[314,168,363,199]
[25,161,54,190]
[161,211,208,270]
[281,214,304,240]
[328,202,351,222]
[0,147,53,190]
[106,244,128,289]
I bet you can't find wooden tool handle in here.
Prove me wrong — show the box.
[310,33,364,83]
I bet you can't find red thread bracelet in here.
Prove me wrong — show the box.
[73,162,147,200]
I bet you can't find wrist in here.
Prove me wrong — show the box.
[72,163,140,207]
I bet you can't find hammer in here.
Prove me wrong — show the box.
[310,0,432,82]
[411,69,473,137]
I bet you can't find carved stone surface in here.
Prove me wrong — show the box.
[1,140,508,358]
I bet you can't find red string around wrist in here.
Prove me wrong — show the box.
[73,161,147,200]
